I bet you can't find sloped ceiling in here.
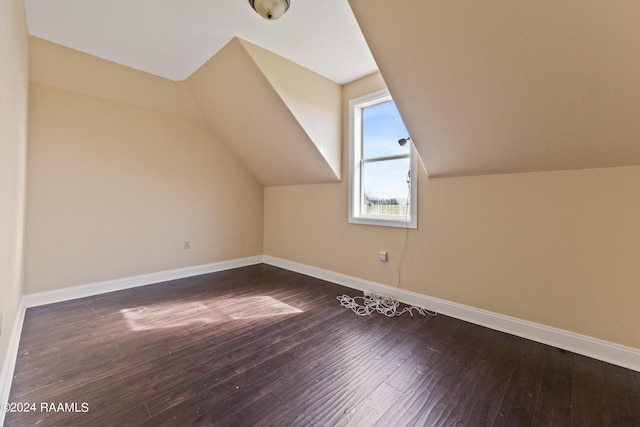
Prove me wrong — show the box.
[24,0,376,84]
[348,0,640,177]
[28,1,640,181]
[29,36,341,187]
[240,40,341,179]
[186,38,341,186]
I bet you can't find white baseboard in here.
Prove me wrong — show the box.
[5,251,639,420]
[263,255,640,372]
[0,300,27,426]
[2,254,636,426]
[23,256,263,308]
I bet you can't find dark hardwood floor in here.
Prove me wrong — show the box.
[6,264,640,426]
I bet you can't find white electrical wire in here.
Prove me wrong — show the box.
[337,293,437,318]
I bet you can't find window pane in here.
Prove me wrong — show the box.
[362,100,410,159]
[362,158,411,217]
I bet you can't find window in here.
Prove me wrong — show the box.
[349,89,418,228]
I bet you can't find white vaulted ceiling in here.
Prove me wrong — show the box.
[24,0,377,84]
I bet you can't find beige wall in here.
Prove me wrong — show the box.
[29,37,202,121]
[24,83,264,293]
[264,72,640,349]
[0,0,28,378]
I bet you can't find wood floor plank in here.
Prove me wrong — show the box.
[141,309,356,420]
[571,354,612,427]
[225,316,423,427]
[91,290,334,419]
[530,348,573,426]
[299,321,425,425]
[446,333,523,426]
[373,320,486,426]
[392,327,520,427]
[184,312,427,426]
[568,353,640,426]
[382,318,450,394]
[336,382,404,427]
[141,312,395,425]
[491,338,548,426]
[5,264,640,427]
[11,270,332,404]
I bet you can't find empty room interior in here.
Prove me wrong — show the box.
[2,0,640,425]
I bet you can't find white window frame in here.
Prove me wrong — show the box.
[348,89,418,229]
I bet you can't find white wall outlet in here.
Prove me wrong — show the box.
[184,241,191,249]
[379,251,388,262]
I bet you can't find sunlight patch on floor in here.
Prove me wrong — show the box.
[120,296,303,331]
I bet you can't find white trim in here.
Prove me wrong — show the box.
[0,301,27,426]
[23,256,263,308]
[348,89,418,229]
[263,256,640,372]
[4,251,639,421]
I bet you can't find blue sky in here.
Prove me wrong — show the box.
[362,100,411,203]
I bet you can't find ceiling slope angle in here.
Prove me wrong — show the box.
[348,0,640,177]
[186,37,341,187]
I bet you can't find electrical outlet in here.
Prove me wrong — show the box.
[184,241,191,249]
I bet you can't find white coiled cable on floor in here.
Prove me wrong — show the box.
[337,294,437,318]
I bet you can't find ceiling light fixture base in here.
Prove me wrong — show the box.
[249,0,290,20]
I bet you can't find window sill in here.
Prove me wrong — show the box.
[349,216,417,229]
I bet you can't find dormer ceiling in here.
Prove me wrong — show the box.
[24,0,376,85]
[348,0,640,177]
[186,38,341,186]
[28,36,341,187]
[26,0,640,181]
